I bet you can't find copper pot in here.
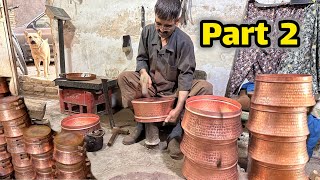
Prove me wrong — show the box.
[247,103,309,137]
[32,148,54,170]
[181,132,238,168]
[0,96,23,111]
[182,95,242,141]
[36,168,54,180]
[252,74,315,107]
[6,136,25,153]
[0,104,26,122]
[55,161,86,179]
[61,114,101,136]
[182,157,238,180]
[0,78,9,94]
[248,133,308,167]
[247,158,308,180]
[53,132,85,165]
[0,145,10,161]
[0,158,13,177]
[14,165,36,180]
[23,125,53,155]
[11,153,32,168]
[2,113,29,137]
[0,126,6,146]
[131,97,175,122]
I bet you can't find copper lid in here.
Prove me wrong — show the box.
[23,125,51,140]
[54,132,84,147]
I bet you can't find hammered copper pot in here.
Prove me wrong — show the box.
[0,158,13,177]
[0,78,9,94]
[6,136,25,153]
[181,95,242,140]
[131,97,175,123]
[23,125,53,155]
[11,153,32,168]
[0,145,10,161]
[14,165,36,180]
[0,96,23,111]
[247,103,309,137]
[252,74,315,107]
[248,133,309,167]
[53,132,85,165]
[247,157,308,180]
[2,113,29,137]
[61,114,101,136]
[182,157,238,180]
[0,104,26,122]
[55,161,86,179]
[181,132,238,168]
[32,148,54,170]
[36,168,54,180]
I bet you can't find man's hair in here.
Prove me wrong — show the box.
[155,0,181,21]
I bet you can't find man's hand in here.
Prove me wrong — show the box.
[139,69,152,97]
[164,91,189,124]
[164,108,182,123]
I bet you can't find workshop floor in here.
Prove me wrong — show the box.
[31,97,320,180]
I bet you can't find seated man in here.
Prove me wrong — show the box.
[118,0,213,160]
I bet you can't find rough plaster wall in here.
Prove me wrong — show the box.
[52,0,247,96]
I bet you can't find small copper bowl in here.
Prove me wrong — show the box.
[247,103,309,137]
[181,132,238,168]
[14,165,36,180]
[23,125,53,155]
[0,158,13,177]
[61,114,101,136]
[182,157,238,180]
[131,97,175,123]
[248,133,308,168]
[6,136,25,153]
[31,148,53,170]
[182,95,242,141]
[11,153,32,168]
[55,161,86,179]
[53,132,85,165]
[247,157,308,180]
[252,74,315,107]
[2,113,29,137]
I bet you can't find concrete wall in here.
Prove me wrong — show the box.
[50,0,248,96]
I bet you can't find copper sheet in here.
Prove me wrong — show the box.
[0,158,13,177]
[181,132,238,168]
[247,103,309,137]
[0,78,9,94]
[14,165,36,180]
[247,157,308,180]
[11,153,32,168]
[252,74,315,107]
[132,97,175,123]
[61,114,101,136]
[182,157,238,180]
[6,136,26,154]
[0,105,26,122]
[248,134,308,167]
[0,96,23,111]
[182,95,242,140]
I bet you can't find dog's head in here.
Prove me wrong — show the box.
[24,30,43,47]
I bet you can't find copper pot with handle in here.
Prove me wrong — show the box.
[55,161,86,179]
[23,125,53,155]
[32,148,54,170]
[11,153,32,168]
[6,136,25,153]
[0,96,24,111]
[14,165,36,180]
[2,113,29,137]
[53,132,85,165]
[0,104,26,122]
[0,158,13,177]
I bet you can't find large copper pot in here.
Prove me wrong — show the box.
[0,145,10,161]
[61,114,101,136]
[2,113,29,137]
[182,95,242,140]
[32,148,54,170]
[0,158,13,177]
[23,125,53,155]
[247,158,308,180]
[247,103,309,137]
[182,157,238,180]
[11,153,32,168]
[6,136,25,153]
[181,132,238,168]
[55,161,86,179]
[0,104,26,122]
[0,96,23,111]
[131,97,175,123]
[248,133,308,167]
[252,74,315,107]
[14,165,36,180]
[0,78,9,94]
[53,132,85,165]
[36,168,54,180]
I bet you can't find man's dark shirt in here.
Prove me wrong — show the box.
[136,24,196,96]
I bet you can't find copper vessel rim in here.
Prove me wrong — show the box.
[61,113,100,129]
[250,103,307,113]
[251,158,307,170]
[183,128,242,141]
[54,146,85,153]
[184,131,237,145]
[31,148,53,158]
[0,96,20,104]
[252,133,307,142]
[134,115,167,119]
[2,114,27,126]
[255,74,312,82]
[131,97,175,104]
[61,121,100,131]
[184,157,238,170]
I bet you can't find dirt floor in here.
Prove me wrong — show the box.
[27,97,320,180]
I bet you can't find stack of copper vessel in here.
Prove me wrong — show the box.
[0,125,13,178]
[181,95,242,180]
[247,74,315,180]
[0,77,9,98]
[0,96,33,179]
[53,132,91,179]
[23,125,54,179]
